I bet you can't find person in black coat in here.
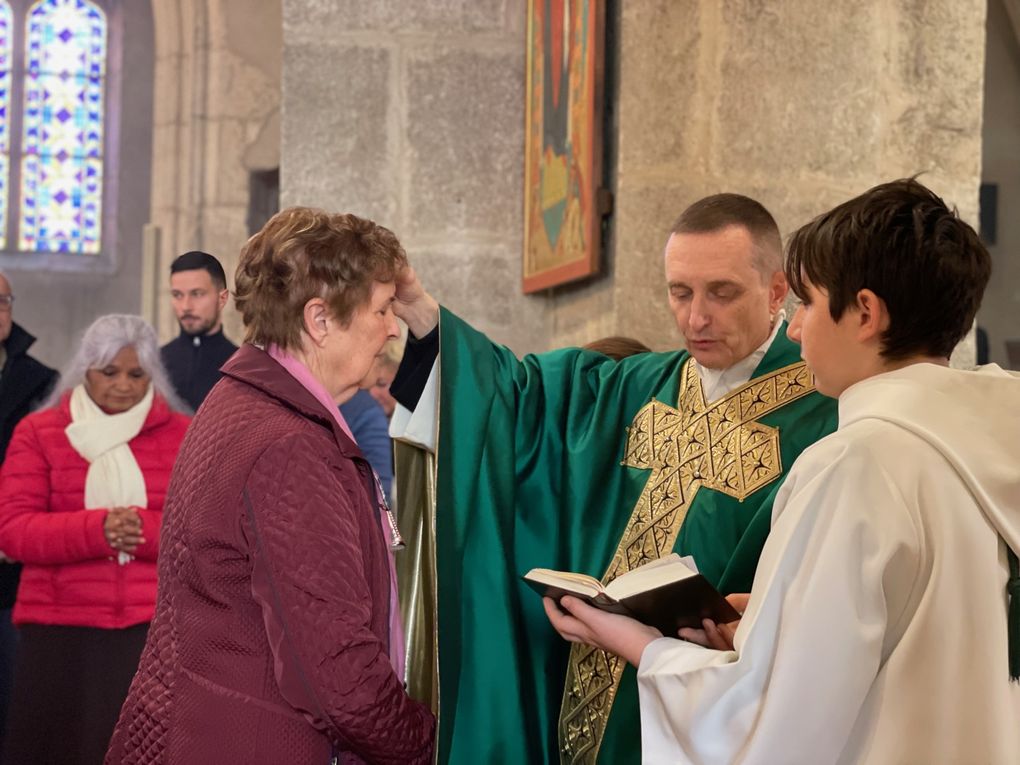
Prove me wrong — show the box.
[0,271,57,753]
[160,251,238,412]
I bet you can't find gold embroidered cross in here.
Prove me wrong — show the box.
[558,360,815,764]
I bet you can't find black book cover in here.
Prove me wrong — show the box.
[528,575,741,637]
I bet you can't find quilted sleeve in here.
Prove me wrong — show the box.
[241,432,435,764]
[0,416,111,564]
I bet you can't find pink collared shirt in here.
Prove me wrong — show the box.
[267,345,406,681]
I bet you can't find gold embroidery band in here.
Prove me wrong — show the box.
[557,360,815,764]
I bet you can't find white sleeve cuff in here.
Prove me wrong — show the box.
[389,357,439,453]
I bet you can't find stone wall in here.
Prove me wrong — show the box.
[981,0,1020,367]
[611,0,985,367]
[150,0,282,344]
[281,0,987,361]
[281,1,549,352]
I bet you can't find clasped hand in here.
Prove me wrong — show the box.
[543,593,750,667]
[103,506,144,555]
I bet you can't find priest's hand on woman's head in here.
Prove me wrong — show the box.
[542,596,662,668]
[677,593,749,651]
[392,265,440,339]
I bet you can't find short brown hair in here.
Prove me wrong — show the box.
[785,178,991,361]
[235,207,408,349]
[671,193,783,274]
[582,335,651,360]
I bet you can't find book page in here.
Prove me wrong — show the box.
[524,569,604,598]
[605,555,697,601]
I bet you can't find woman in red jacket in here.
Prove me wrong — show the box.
[0,314,190,765]
[107,209,436,764]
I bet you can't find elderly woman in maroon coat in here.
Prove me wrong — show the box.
[107,209,436,764]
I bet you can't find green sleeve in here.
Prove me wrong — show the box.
[432,307,681,764]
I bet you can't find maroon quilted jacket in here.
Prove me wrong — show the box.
[0,393,189,628]
[106,345,435,765]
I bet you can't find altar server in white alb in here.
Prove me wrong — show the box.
[544,178,1020,765]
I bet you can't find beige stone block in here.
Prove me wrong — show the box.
[150,123,183,211]
[734,180,859,238]
[244,110,282,171]
[404,45,524,237]
[612,180,714,286]
[714,1,883,182]
[284,0,509,36]
[888,0,984,124]
[203,119,252,208]
[174,117,200,210]
[282,44,396,221]
[207,48,280,122]
[152,55,184,128]
[616,280,681,353]
[546,280,616,349]
[618,0,703,174]
[409,241,549,354]
[216,0,282,83]
[200,205,250,279]
[611,195,680,350]
[151,0,184,61]
[171,207,202,257]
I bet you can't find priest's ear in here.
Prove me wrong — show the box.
[767,269,789,317]
[853,289,890,346]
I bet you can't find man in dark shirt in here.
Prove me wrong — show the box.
[160,251,238,412]
[0,271,57,754]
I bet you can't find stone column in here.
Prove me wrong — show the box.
[150,0,281,343]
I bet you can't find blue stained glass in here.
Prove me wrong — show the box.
[0,2,11,249]
[19,0,106,254]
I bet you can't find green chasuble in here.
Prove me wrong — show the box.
[395,307,838,765]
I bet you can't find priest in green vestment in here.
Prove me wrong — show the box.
[389,194,839,765]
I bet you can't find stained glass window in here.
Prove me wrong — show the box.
[0,3,12,250]
[18,0,105,253]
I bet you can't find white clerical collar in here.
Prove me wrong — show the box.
[694,310,786,403]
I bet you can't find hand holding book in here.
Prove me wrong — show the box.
[525,553,741,635]
[678,593,749,651]
[532,554,745,665]
[543,595,663,667]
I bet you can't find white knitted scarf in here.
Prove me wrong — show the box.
[65,383,153,565]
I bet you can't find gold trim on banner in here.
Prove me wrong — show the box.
[557,360,815,764]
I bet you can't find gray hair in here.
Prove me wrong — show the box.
[47,314,189,412]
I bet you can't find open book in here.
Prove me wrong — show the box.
[524,554,741,636]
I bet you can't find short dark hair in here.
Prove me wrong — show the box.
[235,207,408,350]
[785,178,991,361]
[671,193,783,274]
[170,251,228,291]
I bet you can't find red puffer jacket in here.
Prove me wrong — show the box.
[0,392,190,629]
